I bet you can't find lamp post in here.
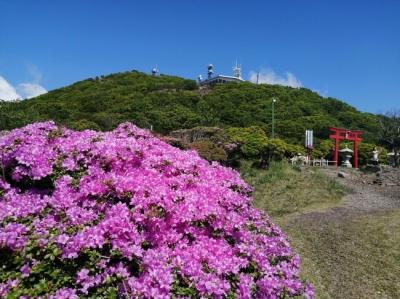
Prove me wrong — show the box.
[272,98,277,138]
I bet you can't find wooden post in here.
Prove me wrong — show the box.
[353,140,358,169]
[334,137,339,166]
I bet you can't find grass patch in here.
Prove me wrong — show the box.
[240,161,400,298]
[282,210,400,298]
[239,161,347,217]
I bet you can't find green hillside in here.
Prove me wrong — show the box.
[0,70,380,144]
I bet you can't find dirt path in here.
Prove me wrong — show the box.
[297,167,400,221]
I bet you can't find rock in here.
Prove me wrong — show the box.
[169,127,223,143]
[338,172,348,178]
[366,164,382,173]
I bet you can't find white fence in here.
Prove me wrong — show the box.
[290,156,336,166]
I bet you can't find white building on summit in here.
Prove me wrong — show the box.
[198,63,245,86]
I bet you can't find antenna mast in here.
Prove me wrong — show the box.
[233,60,242,79]
[207,64,214,79]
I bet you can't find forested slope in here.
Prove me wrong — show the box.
[0,70,380,144]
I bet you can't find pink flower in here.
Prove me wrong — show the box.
[0,121,313,298]
[20,263,31,278]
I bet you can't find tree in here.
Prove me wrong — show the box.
[260,139,287,168]
[0,71,381,145]
[378,111,400,167]
[315,139,333,159]
[222,127,303,168]
[224,126,268,158]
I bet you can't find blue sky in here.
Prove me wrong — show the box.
[0,0,399,113]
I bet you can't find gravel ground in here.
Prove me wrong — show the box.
[289,167,400,222]
[322,167,400,214]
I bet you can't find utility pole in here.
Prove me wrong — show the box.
[272,98,277,138]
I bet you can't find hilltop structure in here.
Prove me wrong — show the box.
[198,63,245,86]
[151,66,159,77]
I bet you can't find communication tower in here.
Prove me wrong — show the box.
[207,64,214,79]
[233,61,242,79]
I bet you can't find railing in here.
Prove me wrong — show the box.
[290,158,337,166]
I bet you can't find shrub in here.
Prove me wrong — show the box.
[224,126,268,158]
[284,144,306,158]
[222,127,307,168]
[357,143,388,165]
[0,122,313,298]
[67,119,101,131]
[187,140,227,163]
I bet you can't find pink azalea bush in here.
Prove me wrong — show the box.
[0,122,313,298]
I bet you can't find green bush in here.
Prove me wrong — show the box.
[188,140,227,162]
[358,143,388,165]
[66,119,101,131]
[221,127,306,168]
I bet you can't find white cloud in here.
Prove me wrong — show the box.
[312,88,329,98]
[0,66,47,101]
[249,68,302,88]
[0,76,20,101]
[17,83,47,99]
[27,64,43,83]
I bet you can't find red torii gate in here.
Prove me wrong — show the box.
[329,127,363,168]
